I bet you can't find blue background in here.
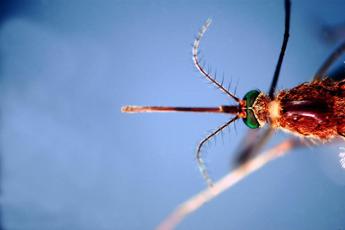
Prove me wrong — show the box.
[1,0,345,229]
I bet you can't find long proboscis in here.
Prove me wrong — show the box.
[121,105,239,114]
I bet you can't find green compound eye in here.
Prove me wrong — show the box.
[244,110,260,129]
[242,90,261,129]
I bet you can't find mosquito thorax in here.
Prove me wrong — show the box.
[242,90,270,129]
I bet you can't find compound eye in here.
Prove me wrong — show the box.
[242,89,261,129]
[243,110,260,129]
[243,90,261,108]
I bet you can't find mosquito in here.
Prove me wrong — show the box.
[122,0,345,228]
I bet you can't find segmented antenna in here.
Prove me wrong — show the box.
[192,19,241,103]
[196,116,239,187]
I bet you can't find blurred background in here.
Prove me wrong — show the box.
[1,0,345,229]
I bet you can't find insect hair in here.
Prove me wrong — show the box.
[192,19,241,103]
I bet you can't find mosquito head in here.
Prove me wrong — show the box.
[242,89,270,129]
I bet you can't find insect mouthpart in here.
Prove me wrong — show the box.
[242,89,262,129]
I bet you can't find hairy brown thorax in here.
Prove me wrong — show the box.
[252,93,270,127]
[254,79,345,140]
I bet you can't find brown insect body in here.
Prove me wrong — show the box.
[122,10,345,189]
[254,79,345,140]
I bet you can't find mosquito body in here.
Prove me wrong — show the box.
[267,79,345,139]
[122,79,345,139]
[247,78,345,140]
[122,0,345,228]
[122,0,345,188]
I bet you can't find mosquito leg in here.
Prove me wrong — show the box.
[235,128,274,166]
[156,138,304,230]
[236,0,290,167]
[268,0,291,98]
[196,116,239,187]
[313,40,345,81]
